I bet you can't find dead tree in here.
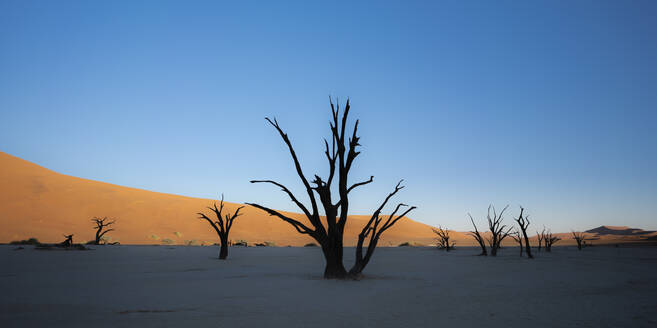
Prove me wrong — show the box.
[197,194,244,260]
[91,217,116,245]
[61,234,74,247]
[543,230,561,252]
[247,99,415,279]
[572,231,585,250]
[486,205,512,256]
[432,226,455,251]
[467,214,487,256]
[536,227,545,252]
[514,207,533,259]
[510,229,523,256]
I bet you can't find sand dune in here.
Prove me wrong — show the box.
[0,151,438,246]
[1,151,653,246]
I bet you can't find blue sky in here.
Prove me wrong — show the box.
[1,0,656,231]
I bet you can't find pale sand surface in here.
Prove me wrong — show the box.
[2,245,656,328]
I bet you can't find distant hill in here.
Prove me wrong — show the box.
[585,226,655,236]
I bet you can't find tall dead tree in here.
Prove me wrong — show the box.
[248,99,415,279]
[510,229,523,256]
[197,194,244,260]
[514,207,533,258]
[572,231,585,250]
[467,214,487,256]
[486,205,512,256]
[91,217,116,245]
[432,226,455,251]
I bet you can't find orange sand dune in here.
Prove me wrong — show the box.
[1,151,653,247]
[0,151,437,246]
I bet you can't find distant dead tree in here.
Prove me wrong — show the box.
[514,206,533,259]
[197,194,244,260]
[486,205,512,256]
[467,214,487,256]
[510,229,523,256]
[91,217,116,245]
[543,230,561,252]
[61,234,74,247]
[536,227,545,252]
[248,99,415,279]
[432,226,455,251]
[572,231,585,250]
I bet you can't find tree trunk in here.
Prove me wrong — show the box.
[349,234,379,277]
[521,231,533,259]
[219,236,228,260]
[322,242,347,279]
[477,240,487,256]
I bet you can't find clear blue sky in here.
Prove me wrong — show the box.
[1,0,656,231]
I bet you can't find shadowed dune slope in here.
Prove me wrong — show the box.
[0,151,437,246]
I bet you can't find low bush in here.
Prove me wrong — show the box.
[9,238,40,245]
[233,240,248,247]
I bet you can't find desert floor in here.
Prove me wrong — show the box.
[1,245,656,328]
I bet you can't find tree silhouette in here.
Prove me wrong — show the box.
[536,228,545,252]
[486,205,512,256]
[467,214,487,256]
[572,231,585,250]
[248,99,415,279]
[91,217,116,245]
[61,234,74,247]
[432,226,455,251]
[197,194,244,259]
[542,230,560,252]
[514,207,533,258]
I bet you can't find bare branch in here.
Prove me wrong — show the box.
[264,117,319,219]
[246,203,314,235]
[347,176,374,193]
[250,179,313,219]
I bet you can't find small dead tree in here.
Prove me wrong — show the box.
[510,229,523,256]
[486,205,512,256]
[467,214,487,256]
[61,234,74,247]
[432,226,455,251]
[91,217,116,245]
[543,230,561,252]
[247,99,415,279]
[536,227,545,252]
[572,231,585,250]
[514,206,533,259]
[197,194,244,260]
